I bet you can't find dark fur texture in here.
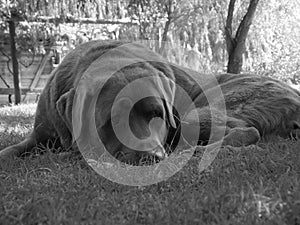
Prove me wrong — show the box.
[1,40,300,164]
[0,41,202,164]
[184,73,300,145]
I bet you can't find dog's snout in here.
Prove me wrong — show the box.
[149,145,166,160]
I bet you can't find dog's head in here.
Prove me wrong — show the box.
[89,63,179,165]
[59,42,183,165]
[98,96,178,165]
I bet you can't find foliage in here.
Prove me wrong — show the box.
[127,0,172,41]
[126,0,226,72]
[1,0,300,82]
[0,0,133,74]
[247,0,300,83]
[126,0,300,81]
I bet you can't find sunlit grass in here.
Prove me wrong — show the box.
[0,104,36,150]
[0,103,299,225]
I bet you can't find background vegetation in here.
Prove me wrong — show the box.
[1,0,300,82]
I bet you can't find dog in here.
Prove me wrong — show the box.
[0,41,200,164]
[183,73,300,146]
[1,40,300,165]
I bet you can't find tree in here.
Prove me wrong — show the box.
[225,0,260,74]
[158,0,174,54]
[1,2,25,104]
[8,20,21,104]
[0,0,133,104]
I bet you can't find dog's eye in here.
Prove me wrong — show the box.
[145,109,163,121]
[152,109,163,118]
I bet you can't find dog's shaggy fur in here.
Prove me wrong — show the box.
[1,40,300,164]
[184,74,300,146]
[0,40,200,164]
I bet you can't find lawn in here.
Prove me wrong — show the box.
[0,104,299,225]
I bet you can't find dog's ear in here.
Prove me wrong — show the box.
[56,88,76,133]
[111,97,133,125]
[154,74,176,128]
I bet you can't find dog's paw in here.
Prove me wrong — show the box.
[223,127,260,147]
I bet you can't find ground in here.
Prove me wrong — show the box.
[0,104,300,225]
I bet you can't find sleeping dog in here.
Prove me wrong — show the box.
[1,40,300,165]
[0,41,199,164]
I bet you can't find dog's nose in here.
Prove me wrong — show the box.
[149,145,166,160]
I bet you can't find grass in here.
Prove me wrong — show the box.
[0,104,300,225]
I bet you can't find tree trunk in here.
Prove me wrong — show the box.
[159,0,173,55]
[227,40,244,74]
[159,18,171,55]
[8,20,21,104]
[225,0,260,74]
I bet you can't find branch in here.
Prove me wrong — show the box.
[235,0,260,44]
[0,48,13,75]
[225,0,236,54]
[171,4,202,23]
[0,73,10,88]
[226,0,235,38]
[29,16,139,25]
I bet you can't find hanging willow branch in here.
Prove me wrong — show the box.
[0,48,14,75]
